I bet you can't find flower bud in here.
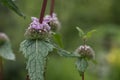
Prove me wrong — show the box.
[44,13,61,32]
[25,17,51,40]
[0,33,9,45]
[76,45,95,59]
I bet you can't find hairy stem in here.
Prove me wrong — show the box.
[0,57,3,80]
[44,58,48,80]
[82,73,84,80]
[39,0,48,23]
[50,0,55,16]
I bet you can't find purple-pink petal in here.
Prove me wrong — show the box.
[28,17,51,32]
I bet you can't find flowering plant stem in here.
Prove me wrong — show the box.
[50,0,55,16]
[82,73,84,80]
[39,0,48,23]
[0,57,3,80]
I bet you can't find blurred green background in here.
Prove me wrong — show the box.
[0,0,120,80]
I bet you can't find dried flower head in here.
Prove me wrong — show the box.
[76,45,95,59]
[0,33,9,45]
[44,13,61,32]
[25,17,51,40]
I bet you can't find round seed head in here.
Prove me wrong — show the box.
[76,45,95,59]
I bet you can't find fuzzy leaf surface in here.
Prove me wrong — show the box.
[20,40,54,80]
[0,42,15,60]
[0,0,25,17]
[58,49,80,57]
[76,58,88,76]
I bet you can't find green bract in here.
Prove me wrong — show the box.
[25,28,50,40]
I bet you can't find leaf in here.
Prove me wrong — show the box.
[57,49,80,57]
[0,42,15,60]
[0,0,25,17]
[76,27,84,37]
[48,40,80,57]
[52,33,63,48]
[57,49,73,57]
[86,30,96,39]
[20,40,54,80]
[76,58,88,76]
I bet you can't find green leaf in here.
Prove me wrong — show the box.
[20,40,54,80]
[76,58,88,76]
[57,49,80,57]
[86,30,96,39]
[52,33,63,48]
[0,0,25,17]
[0,42,15,60]
[76,27,84,37]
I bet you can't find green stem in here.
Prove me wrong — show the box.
[44,58,48,80]
[39,0,48,23]
[0,57,3,80]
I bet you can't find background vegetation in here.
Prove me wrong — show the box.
[0,0,120,80]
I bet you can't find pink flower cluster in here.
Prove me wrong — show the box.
[25,13,61,39]
[29,17,50,32]
[43,13,58,23]
[43,13,61,31]
[76,45,95,59]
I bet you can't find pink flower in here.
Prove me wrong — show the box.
[28,17,51,32]
[43,13,61,31]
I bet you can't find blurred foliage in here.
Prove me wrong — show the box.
[0,0,25,17]
[107,46,120,66]
[0,0,120,80]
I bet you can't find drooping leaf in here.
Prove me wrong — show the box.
[20,40,54,80]
[52,33,63,48]
[76,27,84,37]
[0,42,15,60]
[48,40,80,57]
[0,0,25,17]
[86,30,96,39]
[76,58,88,76]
